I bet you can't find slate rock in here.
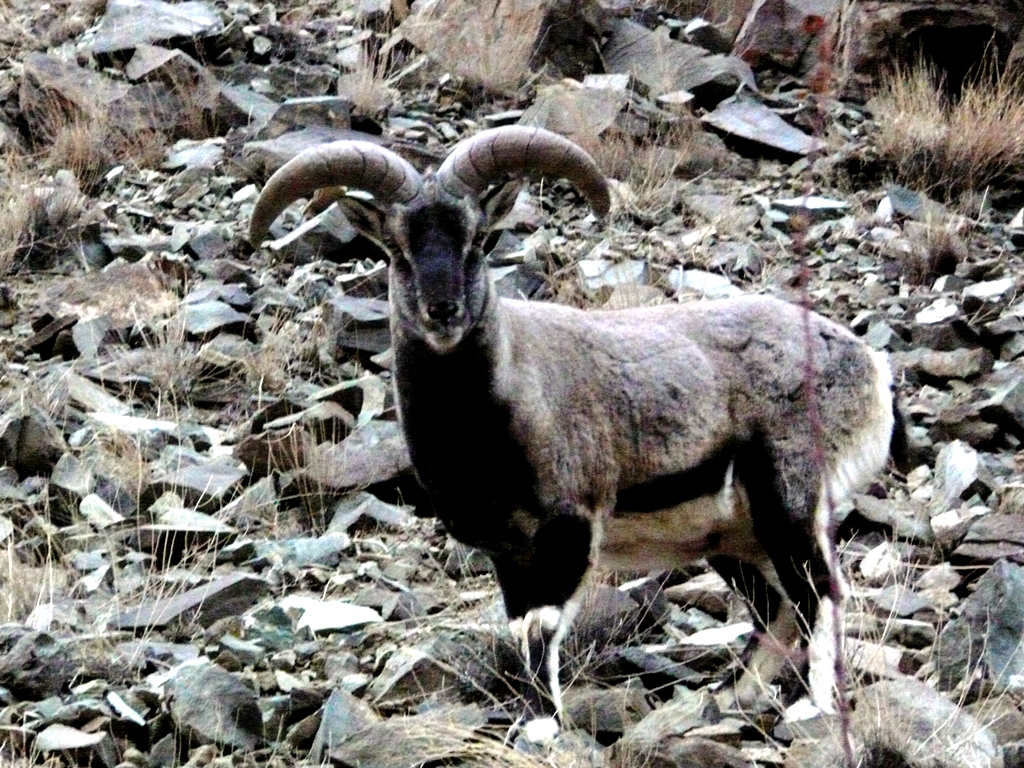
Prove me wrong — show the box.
[279,595,382,635]
[32,723,118,768]
[932,440,984,512]
[870,584,932,618]
[602,17,754,102]
[520,82,626,138]
[149,460,246,509]
[328,492,412,532]
[937,559,1024,691]
[965,696,1024,747]
[216,82,279,133]
[308,688,380,763]
[566,585,658,658]
[852,494,933,543]
[328,705,487,768]
[265,204,361,264]
[113,573,266,632]
[251,534,351,569]
[684,195,760,237]
[978,362,1024,438]
[323,294,392,355]
[734,0,835,71]
[49,453,96,523]
[562,682,652,744]
[20,54,133,132]
[442,539,494,579]
[889,347,994,382]
[400,0,604,91]
[702,99,825,155]
[84,0,224,54]
[0,407,66,478]
[368,630,516,710]
[265,96,353,137]
[0,627,74,699]
[612,691,740,768]
[71,316,113,359]
[168,663,262,751]
[953,514,1024,564]
[34,723,107,752]
[669,268,743,299]
[854,679,999,768]
[578,259,649,292]
[242,127,376,178]
[179,300,250,336]
[306,421,412,492]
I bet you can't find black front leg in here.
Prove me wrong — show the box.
[492,512,593,737]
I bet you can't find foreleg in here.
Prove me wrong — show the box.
[492,511,593,743]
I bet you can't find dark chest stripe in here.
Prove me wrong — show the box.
[615,445,734,513]
[394,330,539,549]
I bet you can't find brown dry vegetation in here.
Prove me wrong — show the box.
[0,76,212,274]
[0,546,71,624]
[576,120,702,220]
[0,158,97,274]
[870,58,1024,202]
[399,0,540,95]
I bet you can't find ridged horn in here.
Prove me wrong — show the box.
[249,141,424,245]
[436,126,611,217]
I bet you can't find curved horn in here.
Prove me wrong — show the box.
[249,141,424,245]
[436,126,611,217]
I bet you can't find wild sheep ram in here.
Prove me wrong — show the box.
[249,126,907,742]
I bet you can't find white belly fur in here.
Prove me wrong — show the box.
[599,473,768,574]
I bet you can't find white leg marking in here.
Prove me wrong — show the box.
[535,605,562,632]
[808,596,838,714]
[523,716,560,745]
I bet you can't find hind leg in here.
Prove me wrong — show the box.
[730,436,841,711]
[709,556,804,710]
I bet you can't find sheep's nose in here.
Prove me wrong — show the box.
[427,300,459,322]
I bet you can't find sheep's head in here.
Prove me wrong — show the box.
[249,126,610,352]
[384,189,489,351]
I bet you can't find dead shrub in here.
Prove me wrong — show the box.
[870,58,1024,201]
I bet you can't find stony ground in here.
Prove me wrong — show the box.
[1,0,1024,767]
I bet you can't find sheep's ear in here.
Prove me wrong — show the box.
[311,194,395,261]
[302,188,391,247]
[480,180,524,231]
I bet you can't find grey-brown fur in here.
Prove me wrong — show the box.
[249,126,898,740]
[492,295,886,513]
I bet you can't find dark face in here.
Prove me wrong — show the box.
[388,194,490,352]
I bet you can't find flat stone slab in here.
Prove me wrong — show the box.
[112,573,266,631]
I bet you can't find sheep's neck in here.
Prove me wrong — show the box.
[394,312,536,552]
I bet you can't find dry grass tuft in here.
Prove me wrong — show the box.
[340,716,556,768]
[0,0,106,58]
[575,120,700,220]
[0,158,100,273]
[1,545,71,624]
[337,49,397,116]
[399,0,539,95]
[870,58,1024,201]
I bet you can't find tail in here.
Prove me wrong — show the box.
[889,398,916,474]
